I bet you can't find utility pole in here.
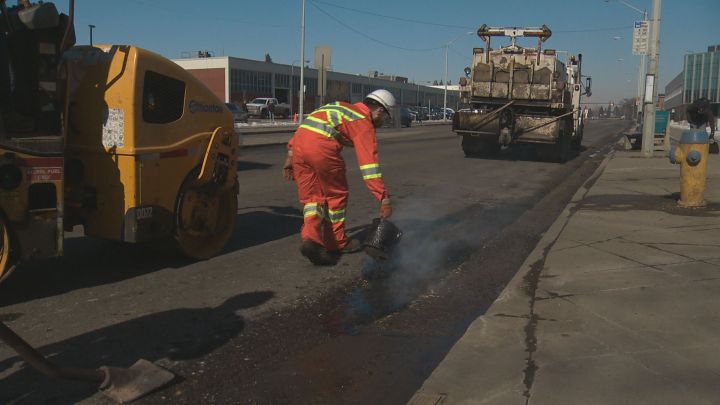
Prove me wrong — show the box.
[637,11,647,122]
[88,24,95,46]
[606,1,648,123]
[443,32,473,123]
[299,0,306,124]
[443,44,449,123]
[641,0,662,157]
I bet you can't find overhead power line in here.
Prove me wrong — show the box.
[448,45,472,62]
[309,1,447,52]
[312,1,634,35]
[555,25,633,33]
[126,0,287,28]
[311,0,475,30]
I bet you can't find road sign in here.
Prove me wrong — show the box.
[644,74,655,103]
[632,20,649,55]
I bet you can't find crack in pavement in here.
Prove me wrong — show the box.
[520,241,556,405]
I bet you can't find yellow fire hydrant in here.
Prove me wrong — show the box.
[668,129,709,208]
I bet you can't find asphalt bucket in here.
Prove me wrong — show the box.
[363,218,402,260]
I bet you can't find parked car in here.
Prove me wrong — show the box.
[225,102,249,123]
[400,106,415,128]
[429,107,444,120]
[412,107,429,121]
[246,97,291,118]
[441,107,455,119]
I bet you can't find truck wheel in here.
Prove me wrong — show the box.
[261,109,269,119]
[0,216,14,284]
[462,135,484,157]
[556,131,571,163]
[572,127,584,150]
[175,170,238,260]
[462,135,498,157]
[535,144,553,161]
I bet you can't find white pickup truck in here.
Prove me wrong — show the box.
[246,97,291,118]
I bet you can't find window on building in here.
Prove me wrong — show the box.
[230,69,272,95]
[276,74,290,88]
[304,77,317,97]
[326,80,350,102]
[388,88,401,102]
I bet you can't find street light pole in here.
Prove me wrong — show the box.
[606,0,647,122]
[291,59,309,118]
[88,24,95,46]
[290,62,296,118]
[638,9,647,122]
[299,0,306,124]
[641,0,662,158]
[443,44,449,123]
[443,31,473,123]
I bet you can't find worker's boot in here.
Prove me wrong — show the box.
[300,240,338,266]
[340,239,362,254]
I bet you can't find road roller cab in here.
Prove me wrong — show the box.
[0,1,238,281]
[63,44,238,257]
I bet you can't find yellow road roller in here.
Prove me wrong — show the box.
[0,1,238,281]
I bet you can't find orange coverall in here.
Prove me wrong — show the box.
[288,101,388,252]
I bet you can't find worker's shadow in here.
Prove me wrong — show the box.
[0,230,208,306]
[0,290,273,404]
[0,206,300,307]
[224,205,303,252]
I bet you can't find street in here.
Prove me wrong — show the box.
[0,120,629,403]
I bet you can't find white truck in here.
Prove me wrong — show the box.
[454,25,592,162]
[246,97,291,118]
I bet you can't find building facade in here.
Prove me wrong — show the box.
[172,56,459,114]
[664,45,720,113]
[663,72,683,110]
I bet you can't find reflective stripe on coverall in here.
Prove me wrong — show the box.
[288,101,388,251]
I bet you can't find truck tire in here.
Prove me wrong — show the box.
[556,131,571,163]
[462,135,482,157]
[572,125,584,150]
[0,215,13,284]
[535,132,569,163]
[261,109,269,119]
[462,135,498,157]
[535,144,552,161]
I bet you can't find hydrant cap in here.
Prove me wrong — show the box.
[687,150,702,165]
[680,130,709,145]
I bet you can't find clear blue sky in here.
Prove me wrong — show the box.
[62,0,719,104]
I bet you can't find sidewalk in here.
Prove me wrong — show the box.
[409,149,720,404]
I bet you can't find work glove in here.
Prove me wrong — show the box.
[379,198,392,219]
[282,155,293,181]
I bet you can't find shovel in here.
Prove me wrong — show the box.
[0,321,174,403]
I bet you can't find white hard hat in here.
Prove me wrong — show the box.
[365,89,396,117]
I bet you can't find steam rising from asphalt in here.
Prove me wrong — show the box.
[357,197,486,313]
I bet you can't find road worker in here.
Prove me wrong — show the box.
[283,89,395,265]
[686,98,718,154]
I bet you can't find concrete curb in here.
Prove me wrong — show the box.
[409,147,618,404]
